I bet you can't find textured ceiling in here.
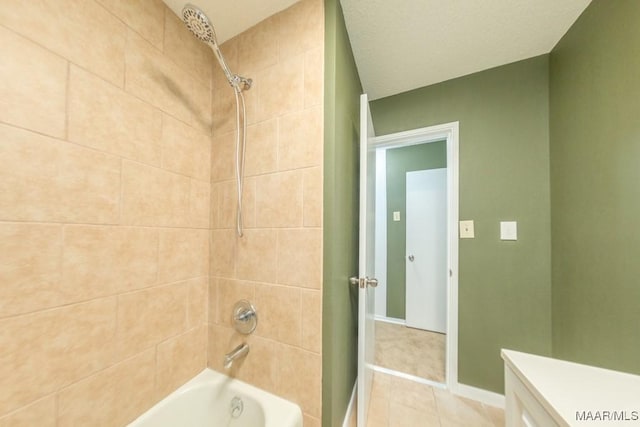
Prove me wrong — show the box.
[163,0,592,100]
[162,0,298,44]
[340,0,592,100]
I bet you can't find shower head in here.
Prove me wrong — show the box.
[182,4,217,45]
[181,3,252,92]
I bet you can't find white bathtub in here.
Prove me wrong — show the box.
[128,369,303,427]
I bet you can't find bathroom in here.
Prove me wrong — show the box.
[1,0,639,426]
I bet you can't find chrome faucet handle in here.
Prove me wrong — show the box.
[232,300,257,334]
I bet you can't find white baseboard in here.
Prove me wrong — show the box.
[342,380,357,427]
[451,383,505,408]
[374,315,406,325]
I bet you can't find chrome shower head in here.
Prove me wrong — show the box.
[182,4,217,45]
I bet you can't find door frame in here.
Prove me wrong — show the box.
[370,121,459,390]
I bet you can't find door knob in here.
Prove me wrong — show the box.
[349,277,379,288]
[408,255,415,262]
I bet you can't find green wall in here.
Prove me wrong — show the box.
[550,0,640,372]
[370,56,552,393]
[322,0,362,425]
[385,142,447,319]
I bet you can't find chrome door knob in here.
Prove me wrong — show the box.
[408,255,415,262]
[366,277,378,288]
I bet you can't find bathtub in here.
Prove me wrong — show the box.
[128,369,303,427]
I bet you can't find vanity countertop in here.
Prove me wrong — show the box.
[501,349,640,425]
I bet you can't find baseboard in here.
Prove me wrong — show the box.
[374,315,406,325]
[342,380,358,427]
[452,383,505,408]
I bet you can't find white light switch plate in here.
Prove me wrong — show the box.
[500,221,518,240]
[393,211,401,221]
[459,220,475,238]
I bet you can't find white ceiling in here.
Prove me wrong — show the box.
[163,0,592,101]
[162,0,298,44]
[340,0,592,100]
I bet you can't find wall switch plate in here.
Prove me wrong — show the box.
[393,211,401,221]
[459,220,475,238]
[500,221,518,240]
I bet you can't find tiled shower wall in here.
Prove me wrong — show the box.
[207,0,324,426]
[0,0,212,424]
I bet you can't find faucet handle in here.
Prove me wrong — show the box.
[232,300,257,334]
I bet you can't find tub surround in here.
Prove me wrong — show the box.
[1,0,210,423]
[206,0,324,425]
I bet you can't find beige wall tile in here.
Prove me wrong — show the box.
[96,0,165,49]
[237,229,278,283]
[211,83,237,136]
[210,183,220,229]
[303,167,323,227]
[301,289,322,353]
[256,56,304,122]
[277,228,322,288]
[158,228,209,284]
[191,77,214,133]
[57,349,156,427]
[211,131,236,182]
[210,229,237,278]
[164,9,213,88]
[0,224,62,318]
[216,279,255,326]
[245,119,278,176]
[255,170,304,228]
[0,0,126,86]
[125,30,195,123]
[0,124,120,224]
[0,298,117,416]
[0,396,56,427]
[304,47,324,108]
[208,325,279,394]
[208,278,219,324]
[116,283,188,360]
[0,27,67,138]
[186,277,208,328]
[278,0,323,60]
[120,160,190,227]
[189,178,212,228]
[217,178,256,230]
[68,65,162,166]
[62,225,158,300]
[278,345,321,418]
[162,114,211,181]
[278,106,323,170]
[255,284,301,346]
[237,16,278,76]
[156,326,207,399]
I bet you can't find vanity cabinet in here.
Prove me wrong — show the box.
[502,349,640,427]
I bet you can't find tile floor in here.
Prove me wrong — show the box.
[375,321,446,383]
[363,372,505,427]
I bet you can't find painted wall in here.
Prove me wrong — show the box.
[550,0,640,373]
[0,1,210,423]
[385,142,447,319]
[207,1,325,425]
[322,0,363,425]
[370,55,552,393]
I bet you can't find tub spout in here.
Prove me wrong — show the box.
[224,343,249,369]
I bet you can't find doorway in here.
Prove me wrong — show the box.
[369,123,459,388]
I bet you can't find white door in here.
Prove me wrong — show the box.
[356,94,377,427]
[405,169,447,333]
